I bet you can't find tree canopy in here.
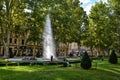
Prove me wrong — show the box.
[0,0,120,57]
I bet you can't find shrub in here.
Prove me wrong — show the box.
[62,58,69,67]
[63,61,69,67]
[109,50,118,64]
[81,51,92,70]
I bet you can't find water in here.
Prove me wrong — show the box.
[43,14,56,59]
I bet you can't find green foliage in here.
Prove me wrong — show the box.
[63,61,70,67]
[0,0,27,57]
[87,1,111,50]
[81,51,92,69]
[43,0,85,44]
[109,50,118,64]
[107,0,120,50]
[0,0,86,57]
[1,0,120,58]
[83,0,120,53]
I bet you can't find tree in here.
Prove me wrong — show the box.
[81,51,91,69]
[26,0,45,57]
[87,1,111,55]
[0,0,4,39]
[108,0,120,52]
[0,0,19,58]
[30,0,86,55]
[51,0,85,55]
[0,0,87,57]
[109,50,118,64]
[12,0,28,56]
[0,0,29,58]
[67,0,86,48]
[1,0,15,58]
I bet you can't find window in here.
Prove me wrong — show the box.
[22,40,24,45]
[14,39,17,44]
[10,38,12,43]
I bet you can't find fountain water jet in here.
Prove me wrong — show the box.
[43,14,56,60]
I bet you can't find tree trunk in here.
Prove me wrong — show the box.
[3,0,13,58]
[3,43,9,58]
[90,46,93,56]
[16,35,21,56]
[33,42,36,58]
[65,42,69,57]
[3,30,11,58]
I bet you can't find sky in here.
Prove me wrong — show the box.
[80,0,107,14]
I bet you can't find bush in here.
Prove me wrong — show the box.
[81,51,92,70]
[109,50,118,64]
[63,60,70,67]
[63,58,70,67]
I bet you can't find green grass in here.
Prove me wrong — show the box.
[0,58,120,80]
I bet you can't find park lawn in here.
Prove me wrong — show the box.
[0,58,120,80]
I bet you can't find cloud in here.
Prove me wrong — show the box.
[84,4,92,14]
[102,0,107,3]
[80,0,90,4]
[80,0,92,14]
[80,0,108,15]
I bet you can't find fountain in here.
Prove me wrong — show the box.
[6,14,80,64]
[43,14,56,60]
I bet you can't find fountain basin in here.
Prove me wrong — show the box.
[6,57,80,64]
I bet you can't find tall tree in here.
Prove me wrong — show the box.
[69,0,86,50]
[26,0,45,57]
[0,0,26,58]
[1,0,16,58]
[50,0,85,55]
[12,0,28,56]
[87,1,111,55]
[108,0,120,52]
